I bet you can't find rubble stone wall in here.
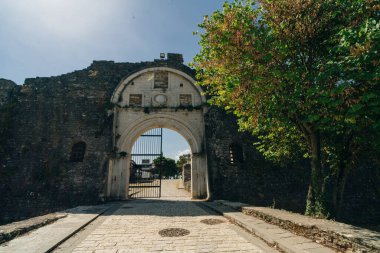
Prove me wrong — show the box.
[0,58,378,226]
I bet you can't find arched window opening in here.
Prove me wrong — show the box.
[70,142,86,162]
[229,143,243,165]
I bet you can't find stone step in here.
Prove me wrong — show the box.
[202,202,336,253]
[215,200,380,253]
[0,213,67,244]
[0,204,116,253]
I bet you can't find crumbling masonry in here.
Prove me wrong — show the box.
[0,54,378,225]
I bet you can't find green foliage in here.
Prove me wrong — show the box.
[176,153,191,170]
[153,156,179,178]
[194,0,380,217]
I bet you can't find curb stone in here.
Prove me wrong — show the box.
[202,201,336,253]
[0,204,117,253]
[216,200,380,253]
[0,213,67,244]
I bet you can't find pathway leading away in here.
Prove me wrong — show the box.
[52,180,275,253]
[1,180,338,253]
[55,199,275,253]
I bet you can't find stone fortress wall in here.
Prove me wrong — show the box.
[0,54,378,225]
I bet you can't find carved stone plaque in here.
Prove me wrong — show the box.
[129,94,142,106]
[180,94,192,106]
[154,71,168,89]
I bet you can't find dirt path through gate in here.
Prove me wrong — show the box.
[160,179,191,199]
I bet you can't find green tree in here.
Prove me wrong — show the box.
[194,0,380,217]
[154,157,179,178]
[319,0,380,217]
[176,153,191,171]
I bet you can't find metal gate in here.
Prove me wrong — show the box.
[129,128,162,198]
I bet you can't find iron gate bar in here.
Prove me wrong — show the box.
[130,154,163,156]
[129,128,163,198]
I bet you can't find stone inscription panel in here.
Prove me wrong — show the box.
[154,71,169,89]
[129,94,142,106]
[180,94,192,106]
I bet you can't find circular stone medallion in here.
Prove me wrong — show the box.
[154,94,167,105]
[200,218,225,225]
[158,228,190,237]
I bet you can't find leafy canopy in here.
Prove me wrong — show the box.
[193,0,380,164]
[153,157,179,177]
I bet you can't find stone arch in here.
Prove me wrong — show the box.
[119,114,202,154]
[106,66,209,200]
[110,66,207,105]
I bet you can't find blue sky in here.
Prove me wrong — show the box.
[0,0,226,85]
[162,129,190,161]
[0,0,227,160]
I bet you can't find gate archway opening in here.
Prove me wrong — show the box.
[129,128,192,199]
[106,66,209,200]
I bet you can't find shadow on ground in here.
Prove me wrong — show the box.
[66,198,215,218]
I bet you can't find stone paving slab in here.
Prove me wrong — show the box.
[68,199,276,253]
[216,200,380,253]
[202,202,335,253]
[0,212,67,244]
[0,204,113,253]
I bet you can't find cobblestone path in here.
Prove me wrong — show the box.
[68,199,269,253]
[51,180,276,252]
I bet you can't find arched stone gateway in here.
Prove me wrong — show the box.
[1,56,375,224]
[106,67,209,199]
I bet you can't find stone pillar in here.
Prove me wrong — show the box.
[120,155,131,199]
[191,153,208,199]
[107,156,130,200]
[106,159,113,199]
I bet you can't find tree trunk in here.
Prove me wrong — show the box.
[336,169,348,218]
[331,133,353,219]
[305,129,328,217]
[332,161,349,219]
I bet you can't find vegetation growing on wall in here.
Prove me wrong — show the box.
[194,0,380,218]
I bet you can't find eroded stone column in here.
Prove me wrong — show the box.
[191,153,208,199]
[108,156,129,200]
